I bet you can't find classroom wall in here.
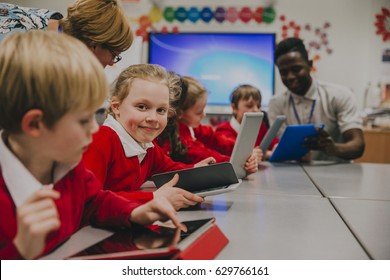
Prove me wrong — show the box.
[11,0,390,110]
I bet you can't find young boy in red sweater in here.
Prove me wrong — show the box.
[215,84,278,160]
[0,31,184,260]
[83,65,212,209]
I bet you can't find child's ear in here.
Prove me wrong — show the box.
[111,98,120,116]
[21,109,44,136]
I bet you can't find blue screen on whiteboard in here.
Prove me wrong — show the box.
[148,33,275,108]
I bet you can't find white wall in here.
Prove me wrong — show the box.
[10,0,390,109]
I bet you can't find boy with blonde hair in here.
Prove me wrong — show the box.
[0,30,184,260]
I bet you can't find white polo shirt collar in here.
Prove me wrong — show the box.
[229,116,241,134]
[103,115,154,162]
[0,130,73,207]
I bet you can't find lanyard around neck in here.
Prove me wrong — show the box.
[289,95,316,124]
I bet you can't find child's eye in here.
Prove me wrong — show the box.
[157,108,167,114]
[137,104,147,110]
[79,115,94,125]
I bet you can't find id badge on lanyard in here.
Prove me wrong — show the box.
[289,95,316,124]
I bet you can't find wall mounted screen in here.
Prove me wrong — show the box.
[148,32,275,113]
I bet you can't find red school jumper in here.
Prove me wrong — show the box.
[215,120,279,151]
[160,122,233,164]
[0,162,141,259]
[83,126,191,203]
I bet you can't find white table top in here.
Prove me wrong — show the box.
[178,193,368,259]
[54,162,389,260]
[177,162,390,259]
[331,198,390,260]
[237,162,323,197]
[302,162,390,200]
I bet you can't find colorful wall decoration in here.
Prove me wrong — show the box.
[160,6,276,25]
[375,7,390,42]
[129,4,277,42]
[125,0,334,73]
[278,14,333,71]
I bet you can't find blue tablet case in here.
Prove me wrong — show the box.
[269,124,325,162]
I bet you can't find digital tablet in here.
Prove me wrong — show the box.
[259,115,286,153]
[151,162,241,196]
[68,218,215,260]
[230,112,264,179]
[269,124,325,162]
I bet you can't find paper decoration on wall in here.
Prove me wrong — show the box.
[175,7,187,22]
[280,15,301,38]
[226,7,239,23]
[263,7,276,24]
[200,7,214,23]
[375,7,390,42]
[239,7,252,23]
[148,6,162,23]
[139,14,152,29]
[163,7,175,22]
[310,54,321,73]
[159,6,275,25]
[214,7,225,23]
[188,7,200,23]
[133,5,277,42]
[279,15,333,70]
[307,22,332,55]
[253,7,263,23]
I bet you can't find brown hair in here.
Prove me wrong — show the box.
[230,84,261,109]
[176,76,208,116]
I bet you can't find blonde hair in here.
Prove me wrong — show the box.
[60,0,133,52]
[0,30,108,133]
[108,64,179,117]
[177,76,208,116]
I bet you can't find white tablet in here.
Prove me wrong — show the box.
[230,112,264,179]
[259,115,286,153]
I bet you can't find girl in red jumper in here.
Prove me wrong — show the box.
[215,84,279,160]
[83,65,213,209]
[0,31,185,260]
[157,76,259,175]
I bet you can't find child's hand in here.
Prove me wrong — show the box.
[13,189,61,259]
[130,196,187,232]
[154,174,204,210]
[265,144,278,160]
[244,154,259,176]
[252,147,263,163]
[194,157,216,167]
